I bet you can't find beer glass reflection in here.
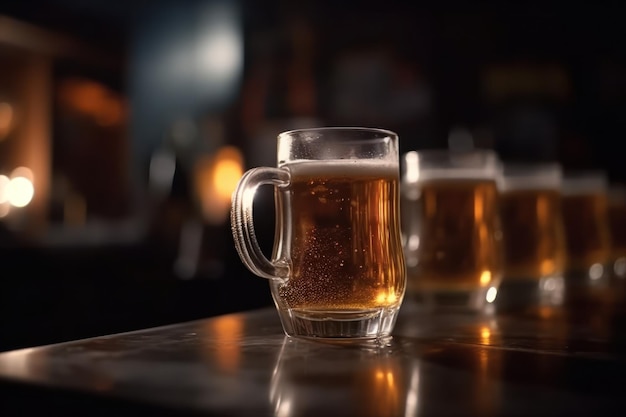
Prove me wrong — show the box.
[561,171,612,287]
[270,337,420,417]
[231,128,406,339]
[497,163,566,311]
[401,150,503,312]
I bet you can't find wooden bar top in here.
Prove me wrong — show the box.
[1,299,625,416]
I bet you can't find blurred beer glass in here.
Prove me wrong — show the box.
[401,149,503,313]
[561,171,612,290]
[497,163,567,311]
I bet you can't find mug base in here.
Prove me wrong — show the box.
[278,306,400,340]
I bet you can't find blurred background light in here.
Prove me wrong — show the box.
[130,0,243,171]
[6,176,35,208]
[194,145,244,225]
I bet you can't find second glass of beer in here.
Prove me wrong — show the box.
[401,149,503,312]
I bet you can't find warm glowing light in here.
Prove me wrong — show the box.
[376,291,397,305]
[195,146,244,224]
[6,177,34,207]
[213,153,244,201]
[58,79,126,126]
[370,366,399,416]
[479,270,492,286]
[207,315,244,373]
[474,194,484,221]
[538,306,555,320]
[485,287,498,303]
[540,259,555,276]
[480,326,491,344]
[0,102,14,140]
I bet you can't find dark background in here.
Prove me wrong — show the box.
[1,0,625,351]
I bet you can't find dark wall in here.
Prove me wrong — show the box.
[1,0,626,351]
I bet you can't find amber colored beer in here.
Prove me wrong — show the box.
[561,193,611,270]
[500,189,566,280]
[276,161,406,312]
[412,178,502,290]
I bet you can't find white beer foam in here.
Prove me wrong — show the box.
[406,169,498,182]
[283,159,399,176]
[498,163,562,192]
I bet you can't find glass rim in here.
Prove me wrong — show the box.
[501,162,562,175]
[278,126,398,141]
[405,148,498,159]
[499,162,562,191]
[402,149,500,182]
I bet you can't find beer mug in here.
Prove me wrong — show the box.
[497,163,567,310]
[561,171,612,287]
[401,149,503,312]
[231,127,406,339]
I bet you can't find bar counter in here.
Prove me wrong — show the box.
[1,299,625,416]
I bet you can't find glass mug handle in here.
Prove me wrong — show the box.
[231,167,290,280]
